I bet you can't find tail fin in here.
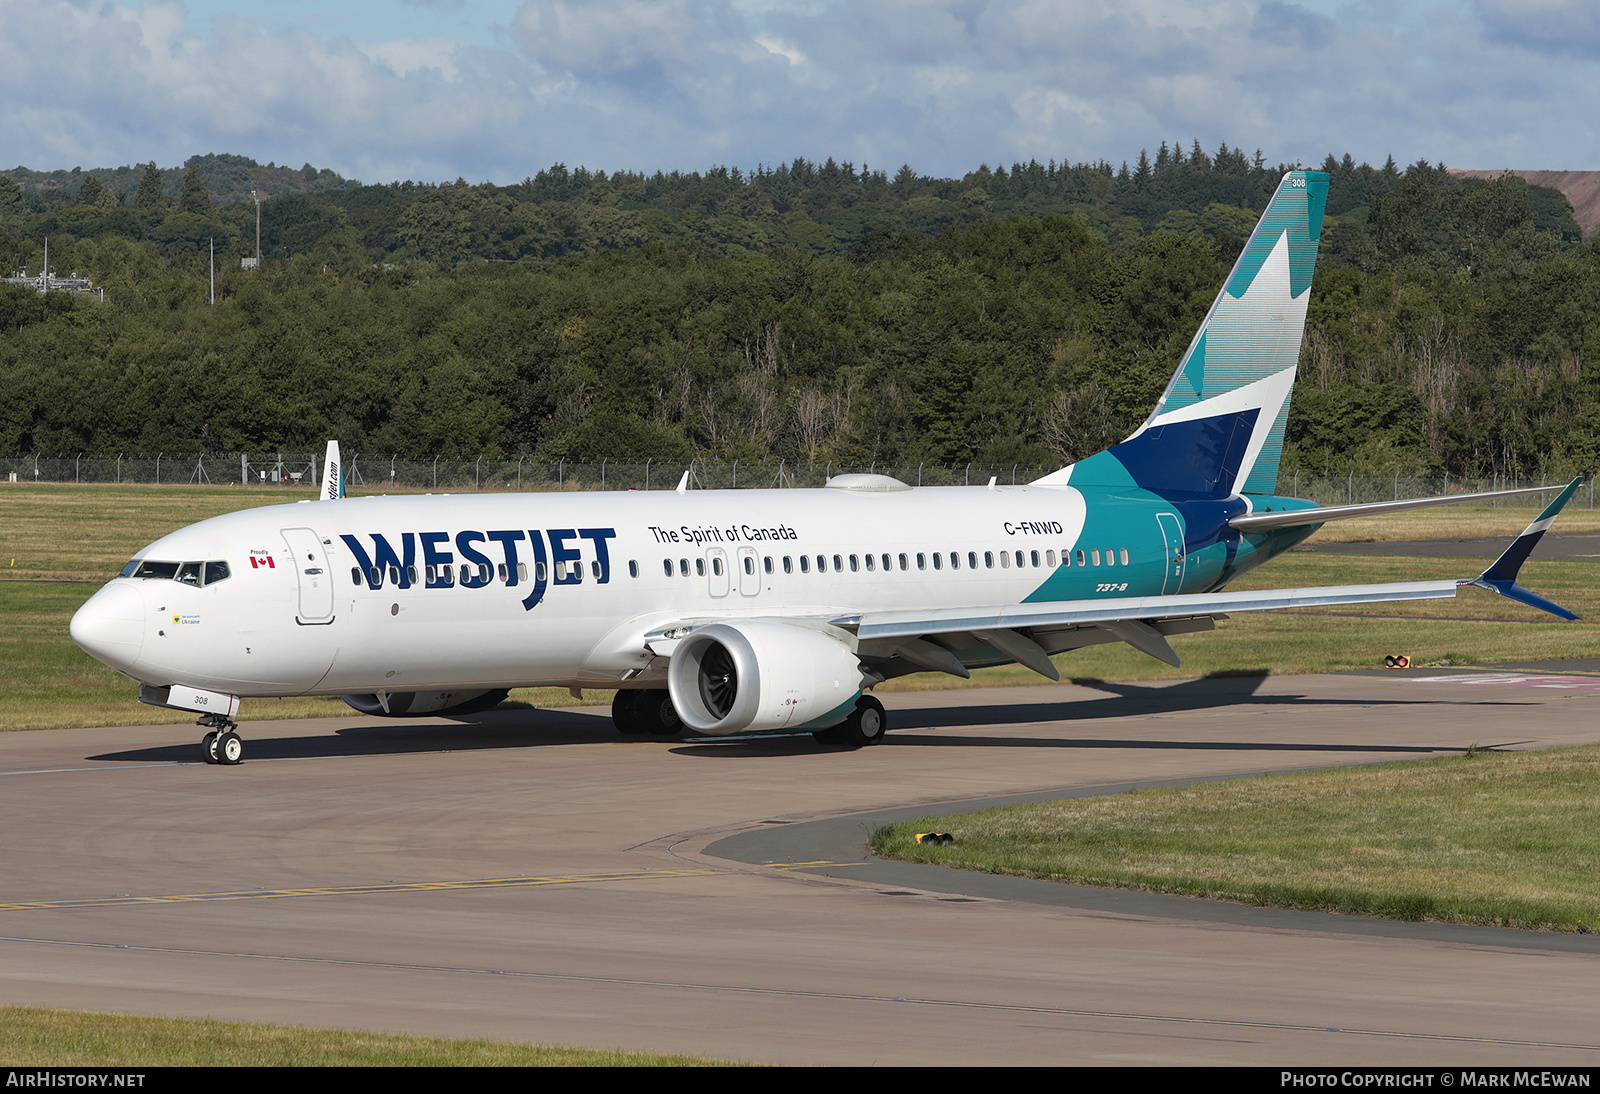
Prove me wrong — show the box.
[1035,169,1328,497]
[320,440,345,500]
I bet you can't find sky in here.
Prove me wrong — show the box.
[2,0,1598,185]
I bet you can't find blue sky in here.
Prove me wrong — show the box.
[3,1,1597,185]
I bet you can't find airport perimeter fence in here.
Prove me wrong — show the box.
[2,452,1595,509]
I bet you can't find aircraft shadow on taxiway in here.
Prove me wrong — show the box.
[86,674,1526,764]
[671,674,1530,757]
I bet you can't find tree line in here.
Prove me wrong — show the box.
[0,146,1592,480]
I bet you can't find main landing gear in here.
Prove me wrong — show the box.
[612,689,685,737]
[813,694,887,749]
[198,712,244,765]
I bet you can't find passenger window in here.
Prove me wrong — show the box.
[592,560,602,578]
[1120,548,1130,566]
[784,556,793,574]
[764,556,773,574]
[628,560,639,578]
[917,553,927,570]
[695,558,705,577]
[833,554,843,572]
[865,554,875,572]
[713,557,724,577]
[849,555,858,572]
[679,559,689,576]
[498,563,508,582]
[932,553,942,571]
[663,559,673,577]
[800,556,810,573]
[1076,549,1086,567]
[352,567,363,586]
[408,566,419,585]
[1030,551,1039,568]
[817,555,827,573]
[534,563,545,583]
[372,566,384,587]
[968,552,977,569]
[521,563,530,581]
[985,551,994,568]
[898,553,908,571]
[950,552,960,570]
[1091,550,1101,566]
[1000,552,1010,569]
[1015,551,1024,568]
[882,553,891,571]
[1047,550,1056,567]
[744,556,755,575]
[389,565,401,586]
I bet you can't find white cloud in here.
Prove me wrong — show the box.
[0,1,1594,184]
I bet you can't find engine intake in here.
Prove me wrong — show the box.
[668,621,863,734]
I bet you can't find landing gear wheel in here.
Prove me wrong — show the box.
[216,731,244,765]
[826,695,887,749]
[612,690,647,735]
[201,731,219,764]
[640,690,684,737]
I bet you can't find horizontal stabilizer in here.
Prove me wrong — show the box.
[1230,483,1568,532]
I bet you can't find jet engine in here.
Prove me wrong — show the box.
[667,621,863,734]
[341,688,510,717]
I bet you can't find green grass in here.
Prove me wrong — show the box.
[4,482,1598,728]
[0,1005,739,1066]
[871,745,1600,931]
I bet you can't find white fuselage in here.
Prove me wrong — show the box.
[69,481,1179,699]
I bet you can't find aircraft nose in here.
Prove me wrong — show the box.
[70,582,145,672]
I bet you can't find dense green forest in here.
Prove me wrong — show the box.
[1,146,1594,478]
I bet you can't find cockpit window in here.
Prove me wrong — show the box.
[128,560,179,580]
[121,559,231,586]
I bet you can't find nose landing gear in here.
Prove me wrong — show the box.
[197,713,244,765]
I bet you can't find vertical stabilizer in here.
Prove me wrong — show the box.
[321,440,345,501]
[1035,170,1328,497]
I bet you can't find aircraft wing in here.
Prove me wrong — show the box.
[838,579,1461,674]
[839,477,1585,677]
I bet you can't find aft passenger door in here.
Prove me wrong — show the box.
[281,527,335,624]
[1156,513,1185,595]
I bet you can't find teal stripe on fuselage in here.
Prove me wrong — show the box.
[1022,490,1323,603]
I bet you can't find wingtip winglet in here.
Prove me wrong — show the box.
[1471,475,1584,620]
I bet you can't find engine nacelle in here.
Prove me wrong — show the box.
[667,621,863,734]
[342,688,510,717]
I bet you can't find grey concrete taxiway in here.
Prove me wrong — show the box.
[4,669,1600,1066]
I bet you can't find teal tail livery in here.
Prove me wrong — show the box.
[69,171,1582,766]
[1036,169,1324,500]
